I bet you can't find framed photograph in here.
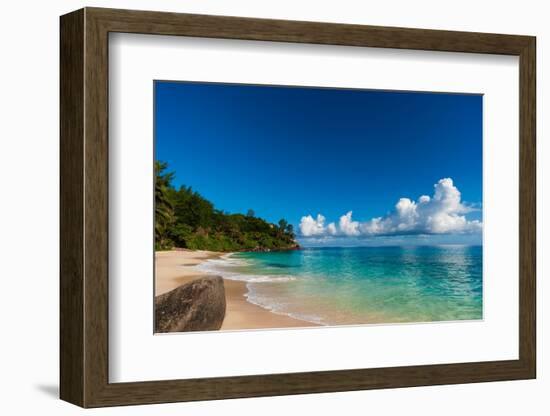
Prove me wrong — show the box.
[60,7,536,408]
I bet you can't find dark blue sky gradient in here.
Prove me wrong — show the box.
[155,81,482,238]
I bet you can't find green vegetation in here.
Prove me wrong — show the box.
[155,161,299,252]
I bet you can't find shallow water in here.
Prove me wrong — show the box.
[197,246,482,326]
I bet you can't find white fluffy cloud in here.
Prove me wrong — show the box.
[339,211,360,236]
[298,214,327,236]
[299,178,482,238]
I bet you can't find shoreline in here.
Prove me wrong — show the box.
[155,250,317,330]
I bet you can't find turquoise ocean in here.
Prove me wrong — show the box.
[197,246,483,326]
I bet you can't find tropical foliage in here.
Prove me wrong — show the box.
[155,161,298,252]
[155,161,175,249]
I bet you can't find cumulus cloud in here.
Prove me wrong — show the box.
[299,214,327,237]
[339,211,360,236]
[327,222,338,235]
[299,178,481,238]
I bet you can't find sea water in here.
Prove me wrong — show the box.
[197,246,482,326]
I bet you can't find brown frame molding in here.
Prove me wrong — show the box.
[60,7,536,408]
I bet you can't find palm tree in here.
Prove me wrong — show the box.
[155,161,175,248]
[285,223,295,238]
[277,219,288,238]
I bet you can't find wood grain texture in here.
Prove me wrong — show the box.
[518,38,536,376]
[83,10,110,406]
[59,7,537,408]
[88,7,532,54]
[59,8,84,407]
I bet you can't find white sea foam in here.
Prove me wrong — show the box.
[196,254,324,325]
[195,254,296,283]
[244,287,325,326]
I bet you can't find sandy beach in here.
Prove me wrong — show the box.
[155,250,316,331]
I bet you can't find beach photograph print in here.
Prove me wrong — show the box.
[154,81,483,334]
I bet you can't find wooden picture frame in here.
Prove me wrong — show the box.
[60,7,536,408]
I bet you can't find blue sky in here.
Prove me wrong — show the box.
[155,81,482,246]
